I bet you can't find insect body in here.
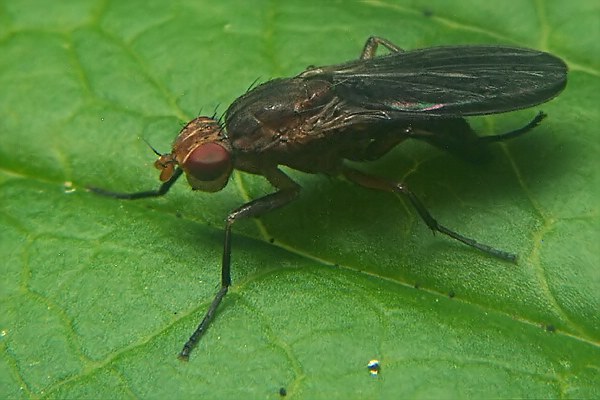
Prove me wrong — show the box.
[90,37,567,360]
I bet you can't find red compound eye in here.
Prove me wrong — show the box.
[184,142,231,181]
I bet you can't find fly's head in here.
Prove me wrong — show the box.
[155,117,233,192]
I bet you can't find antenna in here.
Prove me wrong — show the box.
[140,137,164,157]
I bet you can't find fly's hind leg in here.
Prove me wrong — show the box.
[477,111,546,144]
[410,118,491,163]
[409,112,547,163]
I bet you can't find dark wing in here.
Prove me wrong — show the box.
[298,46,567,120]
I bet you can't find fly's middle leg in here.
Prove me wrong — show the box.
[360,36,405,59]
[342,166,517,262]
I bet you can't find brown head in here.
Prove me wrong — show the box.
[155,117,233,192]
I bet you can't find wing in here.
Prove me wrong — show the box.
[298,46,567,120]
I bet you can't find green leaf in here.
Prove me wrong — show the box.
[1,0,598,398]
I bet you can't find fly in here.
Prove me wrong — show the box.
[89,36,568,360]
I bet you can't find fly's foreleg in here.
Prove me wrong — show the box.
[342,166,517,262]
[178,170,301,360]
[88,168,184,199]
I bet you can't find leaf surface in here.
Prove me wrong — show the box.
[1,0,598,398]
